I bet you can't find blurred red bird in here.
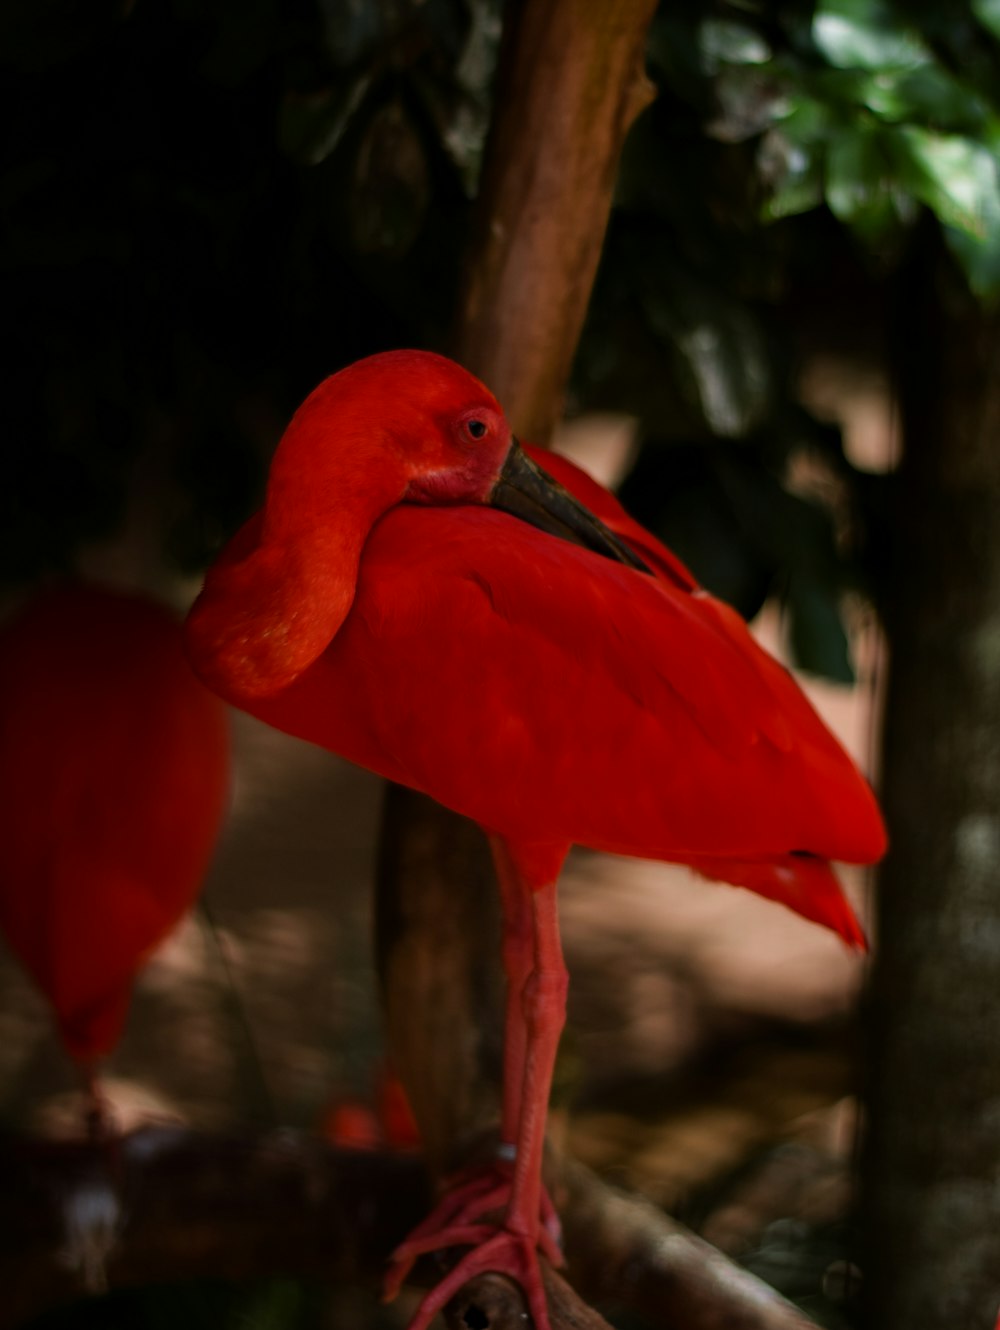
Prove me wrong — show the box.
[0,584,230,1118]
[185,350,885,1330]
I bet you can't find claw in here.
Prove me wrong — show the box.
[386,1206,562,1299]
[383,1162,565,1302]
[384,1224,494,1302]
[403,1229,551,1330]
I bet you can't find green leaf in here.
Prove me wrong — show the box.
[765,167,825,220]
[811,63,891,108]
[825,125,902,241]
[709,65,784,143]
[944,221,1000,301]
[853,64,986,131]
[972,0,1000,42]
[892,126,1000,237]
[760,132,825,220]
[855,70,910,120]
[699,18,772,70]
[892,65,985,131]
[770,90,833,147]
[812,0,929,72]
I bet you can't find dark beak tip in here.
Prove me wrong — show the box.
[490,445,651,575]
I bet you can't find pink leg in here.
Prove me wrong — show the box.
[495,838,534,1147]
[400,876,568,1330]
[383,845,564,1303]
[493,844,563,1249]
[501,878,567,1244]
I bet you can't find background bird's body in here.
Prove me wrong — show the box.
[0,584,230,1067]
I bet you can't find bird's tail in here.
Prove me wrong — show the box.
[685,852,868,951]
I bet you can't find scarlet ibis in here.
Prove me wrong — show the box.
[0,584,230,1119]
[185,350,885,1330]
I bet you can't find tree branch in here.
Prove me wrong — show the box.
[453,0,657,442]
[0,1129,821,1330]
[561,1160,821,1330]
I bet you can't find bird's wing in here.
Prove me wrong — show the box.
[532,446,885,851]
[249,502,884,875]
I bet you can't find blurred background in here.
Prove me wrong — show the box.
[2,1,1000,1328]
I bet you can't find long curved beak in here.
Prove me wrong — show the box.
[489,441,651,573]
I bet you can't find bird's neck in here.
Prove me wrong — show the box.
[187,435,408,703]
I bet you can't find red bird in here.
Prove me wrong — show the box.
[0,584,230,1119]
[185,351,885,1330]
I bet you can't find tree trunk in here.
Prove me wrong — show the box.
[863,239,1000,1327]
[453,0,657,443]
[376,0,656,1176]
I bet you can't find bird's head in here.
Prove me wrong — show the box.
[345,351,515,504]
[186,350,645,701]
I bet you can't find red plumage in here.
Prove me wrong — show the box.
[215,449,879,943]
[185,349,884,1330]
[0,583,230,1066]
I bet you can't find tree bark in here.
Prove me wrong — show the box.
[452,0,657,443]
[377,788,503,1171]
[376,0,657,1178]
[863,239,1000,1327]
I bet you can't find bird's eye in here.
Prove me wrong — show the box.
[466,419,487,440]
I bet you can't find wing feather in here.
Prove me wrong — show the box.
[254,503,883,871]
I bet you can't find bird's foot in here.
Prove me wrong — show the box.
[395,1225,552,1330]
[383,1160,562,1301]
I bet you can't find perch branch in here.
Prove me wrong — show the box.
[561,1160,822,1330]
[0,1129,821,1330]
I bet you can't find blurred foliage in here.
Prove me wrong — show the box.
[2,0,992,672]
[756,0,1000,296]
[572,3,891,681]
[573,0,1000,677]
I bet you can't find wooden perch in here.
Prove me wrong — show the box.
[0,1128,822,1330]
[560,1160,822,1330]
[446,1268,615,1330]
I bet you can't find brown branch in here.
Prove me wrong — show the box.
[0,1129,821,1330]
[377,790,504,1173]
[446,1268,615,1330]
[561,1161,821,1330]
[454,0,658,443]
